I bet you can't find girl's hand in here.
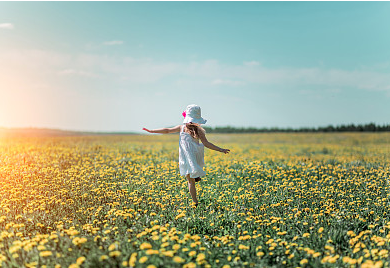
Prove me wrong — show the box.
[142,128,153,133]
[221,149,230,154]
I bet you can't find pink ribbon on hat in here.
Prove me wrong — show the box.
[182,111,186,118]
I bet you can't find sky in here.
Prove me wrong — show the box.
[1,2,390,132]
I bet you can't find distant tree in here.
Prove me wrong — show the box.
[202,123,390,133]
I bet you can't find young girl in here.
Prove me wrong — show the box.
[143,104,230,207]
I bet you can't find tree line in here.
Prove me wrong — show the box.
[203,123,390,133]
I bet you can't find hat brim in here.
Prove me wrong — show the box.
[183,117,207,125]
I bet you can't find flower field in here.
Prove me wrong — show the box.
[1,133,390,268]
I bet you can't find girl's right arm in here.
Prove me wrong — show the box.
[143,125,181,134]
[199,131,230,154]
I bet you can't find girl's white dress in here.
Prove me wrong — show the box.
[179,125,206,178]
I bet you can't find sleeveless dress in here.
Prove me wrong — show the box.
[179,125,206,178]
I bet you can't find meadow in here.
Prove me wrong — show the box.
[0,132,389,268]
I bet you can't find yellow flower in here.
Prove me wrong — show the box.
[183,263,196,268]
[140,242,152,250]
[109,251,121,257]
[189,251,197,257]
[347,231,355,236]
[128,253,137,266]
[76,257,86,265]
[37,245,46,251]
[139,256,148,263]
[175,213,185,220]
[108,243,117,251]
[173,256,185,263]
[161,242,169,248]
[146,249,159,255]
[162,250,174,257]
[300,259,308,265]
[196,253,206,262]
[257,252,264,258]
[99,255,108,261]
[313,252,321,258]
[318,227,324,233]
[39,251,52,257]
[238,244,249,250]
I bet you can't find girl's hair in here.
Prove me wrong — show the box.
[185,123,205,139]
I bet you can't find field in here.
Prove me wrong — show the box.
[0,133,389,268]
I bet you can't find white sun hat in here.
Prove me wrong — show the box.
[182,104,207,125]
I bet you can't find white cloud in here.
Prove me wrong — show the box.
[0,23,14,29]
[103,40,124,46]
[243,61,260,66]
[1,48,390,95]
[1,47,390,131]
[212,79,245,86]
[58,69,98,78]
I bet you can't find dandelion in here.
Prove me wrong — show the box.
[109,251,121,257]
[139,256,148,263]
[300,259,308,265]
[140,242,152,250]
[162,251,174,257]
[257,252,264,258]
[189,251,197,257]
[183,263,196,268]
[175,213,186,220]
[196,253,206,263]
[99,255,108,261]
[108,243,117,251]
[129,253,137,266]
[72,237,87,246]
[74,257,85,265]
[39,251,52,257]
[146,249,159,255]
[173,256,185,263]
[239,244,249,250]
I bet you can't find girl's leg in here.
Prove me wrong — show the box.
[186,174,198,205]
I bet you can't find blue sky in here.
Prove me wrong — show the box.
[0,2,389,132]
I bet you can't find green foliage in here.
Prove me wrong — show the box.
[204,122,390,133]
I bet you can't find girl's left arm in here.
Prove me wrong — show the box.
[143,125,181,134]
[199,131,230,154]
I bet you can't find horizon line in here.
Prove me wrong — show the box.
[1,121,389,134]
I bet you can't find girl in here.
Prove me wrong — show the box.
[143,104,230,207]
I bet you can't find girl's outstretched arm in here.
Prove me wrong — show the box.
[199,131,230,154]
[143,125,181,134]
